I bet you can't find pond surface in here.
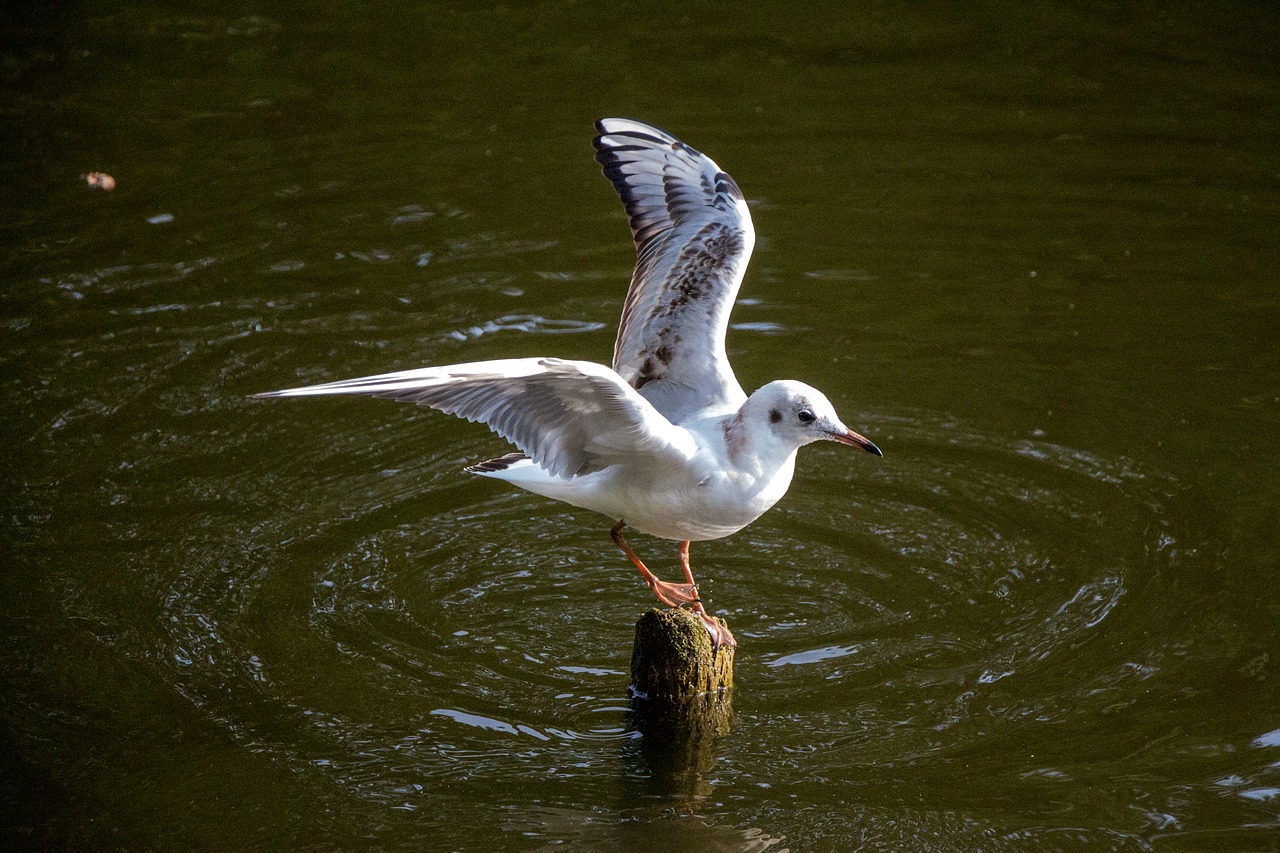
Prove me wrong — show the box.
[4,2,1279,849]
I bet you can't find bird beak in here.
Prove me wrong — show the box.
[826,428,883,456]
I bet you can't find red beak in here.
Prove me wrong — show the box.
[827,429,882,456]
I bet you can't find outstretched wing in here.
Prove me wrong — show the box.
[253,358,695,478]
[593,118,755,424]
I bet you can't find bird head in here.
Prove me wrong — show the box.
[750,380,882,456]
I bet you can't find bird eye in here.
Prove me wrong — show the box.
[797,409,816,423]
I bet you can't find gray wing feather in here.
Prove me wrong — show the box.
[593,118,755,424]
[253,357,693,478]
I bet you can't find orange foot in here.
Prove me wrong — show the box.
[647,576,701,608]
[692,602,736,651]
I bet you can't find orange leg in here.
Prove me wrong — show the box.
[677,540,697,586]
[611,521,699,607]
[679,539,737,650]
[612,525,736,651]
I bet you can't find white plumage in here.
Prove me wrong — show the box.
[255,119,882,648]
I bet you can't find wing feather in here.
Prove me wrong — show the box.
[253,358,695,478]
[593,118,755,424]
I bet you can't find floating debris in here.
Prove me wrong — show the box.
[81,172,116,191]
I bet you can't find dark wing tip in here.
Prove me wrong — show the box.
[465,451,529,474]
[594,116,676,137]
[592,118,690,158]
[715,170,745,203]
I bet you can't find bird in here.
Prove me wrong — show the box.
[253,118,882,649]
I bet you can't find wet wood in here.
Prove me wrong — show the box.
[630,607,734,703]
[627,608,735,792]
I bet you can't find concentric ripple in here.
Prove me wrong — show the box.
[710,411,1199,817]
[136,400,1197,822]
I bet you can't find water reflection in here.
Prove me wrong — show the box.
[11,194,1247,847]
[445,313,606,341]
[508,806,790,852]
[7,1,1278,844]
[137,390,1200,837]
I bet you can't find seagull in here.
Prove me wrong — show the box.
[254,118,882,649]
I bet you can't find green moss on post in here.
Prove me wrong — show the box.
[627,609,734,789]
[630,608,734,703]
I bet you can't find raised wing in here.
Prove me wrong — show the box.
[252,358,695,478]
[593,118,755,424]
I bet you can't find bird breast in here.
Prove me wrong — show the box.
[601,450,798,542]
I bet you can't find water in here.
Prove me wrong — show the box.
[4,2,1279,849]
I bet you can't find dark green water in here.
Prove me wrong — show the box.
[4,2,1279,849]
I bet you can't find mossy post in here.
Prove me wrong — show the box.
[627,608,734,795]
[630,608,734,703]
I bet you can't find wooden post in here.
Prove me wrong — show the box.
[630,608,734,703]
[626,608,735,797]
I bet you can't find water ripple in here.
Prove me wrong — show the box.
[445,313,606,341]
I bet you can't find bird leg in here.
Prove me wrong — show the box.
[677,539,697,586]
[680,540,737,650]
[611,521,700,607]
[610,524,735,651]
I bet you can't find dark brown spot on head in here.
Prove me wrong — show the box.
[769,408,782,423]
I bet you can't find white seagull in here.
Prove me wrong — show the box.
[254,118,882,649]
